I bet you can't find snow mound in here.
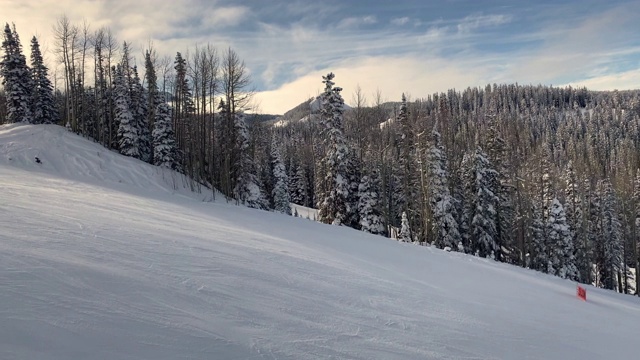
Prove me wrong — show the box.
[0,123,209,200]
[1,124,640,359]
[291,202,318,220]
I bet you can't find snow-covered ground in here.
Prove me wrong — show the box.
[1,124,639,359]
[290,203,318,221]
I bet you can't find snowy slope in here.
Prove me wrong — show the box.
[0,124,211,201]
[1,124,639,360]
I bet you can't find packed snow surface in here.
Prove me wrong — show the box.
[1,124,639,359]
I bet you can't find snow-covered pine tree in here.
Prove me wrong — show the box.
[144,51,179,170]
[271,139,291,215]
[313,137,327,210]
[541,147,554,221]
[564,161,589,282]
[317,73,351,225]
[530,203,547,271]
[172,52,196,176]
[131,66,151,163]
[233,111,268,210]
[114,64,139,158]
[260,150,275,208]
[428,126,461,249]
[29,36,56,124]
[472,148,499,258]
[546,198,578,279]
[391,94,410,227]
[346,149,362,229]
[596,179,624,290]
[390,160,406,227]
[358,167,385,235]
[290,163,309,206]
[391,93,420,232]
[461,147,499,258]
[144,50,157,133]
[1,23,32,123]
[398,211,412,242]
[458,154,473,252]
[486,107,515,262]
[585,178,600,284]
[153,95,179,170]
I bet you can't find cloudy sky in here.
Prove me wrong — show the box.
[2,0,639,114]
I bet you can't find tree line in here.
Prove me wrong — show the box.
[268,76,640,296]
[1,18,269,208]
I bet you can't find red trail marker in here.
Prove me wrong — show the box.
[576,284,587,301]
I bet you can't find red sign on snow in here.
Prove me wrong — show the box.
[576,285,587,301]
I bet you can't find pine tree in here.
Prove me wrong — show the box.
[153,96,179,170]
[564,161,589,282]
[541,149,554,221]
[530,203,547,271]
[390,160,406,226]
[290,163,309,206]
[428,127,461,249]
[391,93,419,232]
[271,140,291,215]
[29,36,56,124]
[1,23,32,123]
[233,112,268,210]
[459,154,473,252]
[144,50,157,134]
[131,66,151,163]
[346,150,362,229]
[317,73,351,225]
[114,64,139,158]
[585,179,600,284]
[398,211,412,242]
[596,179,624,290]
[486,109,514,262]
[461,147,499,258]
[391,94,410,226]
[148,58,179,170]
[547,198,578,279]
[358,168,385,235]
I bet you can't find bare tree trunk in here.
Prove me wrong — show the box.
[105,29,118,148]
[53,15,78,130]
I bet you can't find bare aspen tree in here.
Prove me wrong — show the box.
[189,44,219,189]
[53,15,78,130]
[349,85,367,159]
[78,20,90,135]
[219,47,252,197]
[91,27,105,142]
[222,47,252,116]
[105,29,118,148]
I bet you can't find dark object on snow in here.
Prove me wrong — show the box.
[35,156,41,164]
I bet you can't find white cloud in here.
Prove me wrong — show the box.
[501,5,640,85]
[203,6,251,29]
[290,23,318,43]
[254,55,493,114]
[391,17,410,26]
[261,62,280,86]
[566,69,640,91]
[337,16,377,29]
[2,0,638,117]
[456,14,512,33]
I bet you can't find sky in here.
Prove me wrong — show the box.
[1,0,639,114]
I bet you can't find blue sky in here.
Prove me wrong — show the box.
[3,0,640,113]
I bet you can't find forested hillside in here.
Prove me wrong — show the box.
[268,78,640,295]
[1,18,639,295]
